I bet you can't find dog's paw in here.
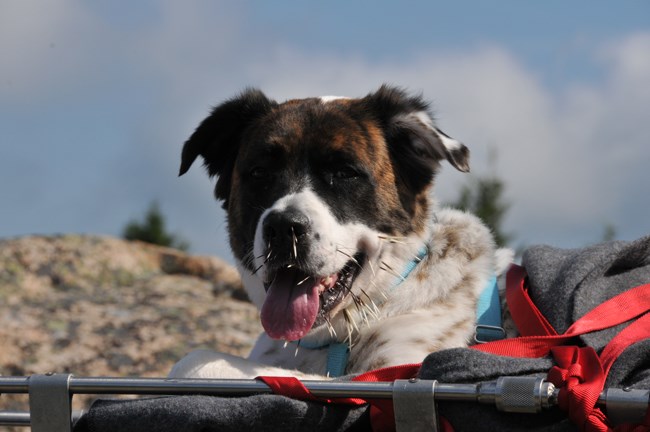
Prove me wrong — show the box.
[169,349,327,379]
[169,350,256,379]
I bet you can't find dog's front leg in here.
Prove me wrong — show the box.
[169,350,325,380]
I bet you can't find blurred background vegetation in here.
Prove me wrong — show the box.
[122,201,190,251]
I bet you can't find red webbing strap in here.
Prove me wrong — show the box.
[352,363,423,432]
[258,363,424,432]
[548,346,608,430]
[258,375,367,405]
[506,264,558,336]
[599,312,650,376]
[473,279,650,358]
[474,267,650,431]
[547,313,650,432]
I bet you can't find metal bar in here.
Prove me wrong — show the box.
[0,411,83,427]
[0,376,29,393]
[605,388,650,426]
[71,377,275,396]
[0,376,401,398]
[0,411,31,426]
[1,375,648,427]
[0,375,647,406]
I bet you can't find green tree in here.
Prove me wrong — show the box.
[122,201,189,251]
[449,173,513,248]
[601,223,617,242]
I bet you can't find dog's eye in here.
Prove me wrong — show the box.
[334,167,360,180]
[250,167,269,179]
[324,166,362,186]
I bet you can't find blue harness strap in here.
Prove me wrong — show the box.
[325,343,350,377]
[474,275,505,342]
[292,339,350,377]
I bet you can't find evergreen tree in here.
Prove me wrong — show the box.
[450,174,513,247]
[601,223,617,242]
[122,201,189,251]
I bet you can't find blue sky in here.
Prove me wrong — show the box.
[1,1,649,261]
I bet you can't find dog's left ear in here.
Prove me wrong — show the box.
[179,88,276,206]
[362,85,469,190]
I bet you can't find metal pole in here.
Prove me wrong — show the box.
[0,411,31,426]
[1,375,647,405]
[1,376,648,427]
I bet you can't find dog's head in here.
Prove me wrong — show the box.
[180,85,469,341]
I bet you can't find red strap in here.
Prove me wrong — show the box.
[547,313,650,432]
[504,265,650,338]
[259,368,458,432]
[506,264,558,336]
[600,312,650,431]
[257,375,368,405]
[599,312,650,377]
[352,364,422,432]
[477,267,650,431]
[548,346,608,431]
[473,279,650,358]
[259,363,423,432]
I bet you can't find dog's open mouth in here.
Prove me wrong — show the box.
[260,253,365,341]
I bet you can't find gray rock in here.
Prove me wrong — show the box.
[0,234,260,413]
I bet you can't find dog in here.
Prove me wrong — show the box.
[170,85,509,379]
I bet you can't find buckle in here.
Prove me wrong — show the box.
[474,325,506,344]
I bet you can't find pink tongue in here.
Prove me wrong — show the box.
[260,269,321,341]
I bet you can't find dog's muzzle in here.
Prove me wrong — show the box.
[262,208,313,268]
[257,208,365,341]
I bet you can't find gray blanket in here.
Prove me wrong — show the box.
[74,236,650,432]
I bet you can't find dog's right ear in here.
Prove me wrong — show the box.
[179,88,276,205]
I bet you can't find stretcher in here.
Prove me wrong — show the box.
[1,373,648,431]
[2,238,649,431]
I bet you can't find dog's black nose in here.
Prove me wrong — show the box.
[262,209,311,258]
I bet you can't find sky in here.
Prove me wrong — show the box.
[1,1,649,262]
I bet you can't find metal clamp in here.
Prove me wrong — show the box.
[29,373,73,432]
[493,376,555,413]
[393,378,438,432]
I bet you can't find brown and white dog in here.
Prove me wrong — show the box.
[170,85,509,379]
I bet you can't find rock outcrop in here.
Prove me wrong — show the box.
[0,234,260,412]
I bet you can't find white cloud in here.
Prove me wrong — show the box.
[217,39,649,246]
[1,2,647,256]
[164,33,649,248]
